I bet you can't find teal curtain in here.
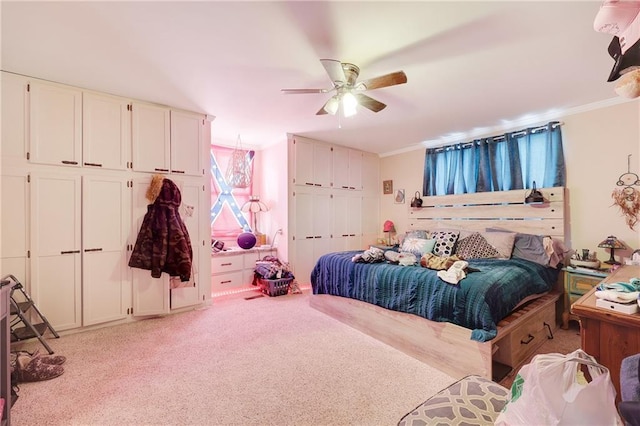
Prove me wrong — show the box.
[423,121,565,196]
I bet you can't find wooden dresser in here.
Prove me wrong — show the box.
[571,265,640,401]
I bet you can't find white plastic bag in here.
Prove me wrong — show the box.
[495,349,622,425]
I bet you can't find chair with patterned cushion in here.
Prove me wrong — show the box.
[397,375,509,426]
[620,353,640,426]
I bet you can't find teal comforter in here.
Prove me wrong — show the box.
[310,251,559,342]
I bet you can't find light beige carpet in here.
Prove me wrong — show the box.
[10,290,458,426]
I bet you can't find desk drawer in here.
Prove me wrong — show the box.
[211,255,244,273]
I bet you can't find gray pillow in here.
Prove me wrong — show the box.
[485,228,550,266]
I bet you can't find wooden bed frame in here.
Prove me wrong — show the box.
[310,186,566,381]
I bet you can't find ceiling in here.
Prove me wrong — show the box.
[0,1,625,155]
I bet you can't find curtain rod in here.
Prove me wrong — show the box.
[433,121,564,152]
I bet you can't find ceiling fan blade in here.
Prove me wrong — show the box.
[359,71,407,91]
[354,93,387,113]
[316,106,329,115]
[281,88,330,94]
[320,59,347,84]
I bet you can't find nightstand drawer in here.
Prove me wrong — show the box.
[567,273,602,295]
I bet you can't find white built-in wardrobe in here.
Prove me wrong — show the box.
[286,134,380,284]
[0,71,212,333]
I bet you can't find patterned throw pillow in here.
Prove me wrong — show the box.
[400,237,436,258]
[430,230,459,257]
[456,232,500,259]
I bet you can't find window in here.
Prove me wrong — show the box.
[210,145,255,238]
[422,121,565,196]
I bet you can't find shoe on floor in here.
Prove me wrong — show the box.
[15,353,64,382]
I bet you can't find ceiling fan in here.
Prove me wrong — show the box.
[281,59,407,117]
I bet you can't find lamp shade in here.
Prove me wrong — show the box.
[598,235,625,249]
[598,235,625,265]
[241,196,268,213]
[383,220,395,233]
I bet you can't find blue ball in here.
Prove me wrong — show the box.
[237,232,257,249]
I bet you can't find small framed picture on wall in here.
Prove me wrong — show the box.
[383,180,393,194]
[395,189,405,204]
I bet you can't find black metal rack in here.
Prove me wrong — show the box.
[3,274,59,355]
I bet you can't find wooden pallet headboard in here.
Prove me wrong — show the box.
[408,187,566,240]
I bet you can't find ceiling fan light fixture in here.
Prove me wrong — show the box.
[324,97,340,115]
[342,92,358,117]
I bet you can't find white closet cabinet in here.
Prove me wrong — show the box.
[1,72,29,167]
[82,92,131,171]
[170,178,205,309]
[333,146,363,191]
[30,173,82,331]
[0,171,30,286]
[130,177,170,316]
[332,192,363,252]
[293,137,332,188]
[130,176,204,315]
[170,110,204,177]
[131,102,171,174]
[29,81,82,167]
[287,135,380,285]
[82,175,131,326]
[292,189,332,283]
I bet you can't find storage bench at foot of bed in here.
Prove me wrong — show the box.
[309,291,560,382]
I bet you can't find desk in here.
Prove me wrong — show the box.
[571,265,640,402]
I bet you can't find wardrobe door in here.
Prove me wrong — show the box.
[83,91,131,171]
[130,177,170,316]
[82,175,131,326]
[29,80,82,167]
[30,172,82,331]
[0,171,30,287]
[170,178,203,309]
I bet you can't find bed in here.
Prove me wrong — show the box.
[309,187,566,381]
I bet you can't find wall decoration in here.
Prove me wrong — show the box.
[395,189,405,204]
[611,154,640,230]
[383,180,393,194]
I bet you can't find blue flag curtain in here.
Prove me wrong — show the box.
[423,121,565,196]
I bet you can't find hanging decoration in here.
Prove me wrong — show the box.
[225,135,253,188]
[611,154,640,230]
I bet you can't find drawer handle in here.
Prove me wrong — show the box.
[544,322,554,340]
[520,334,534,345]
[220,280,232,284]
[221,262,232,266]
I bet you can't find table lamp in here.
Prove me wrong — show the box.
[383,220,395,246]
[241,196,269,246]
[598,235,625,265]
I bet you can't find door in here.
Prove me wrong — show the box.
[82,175,131,326]
[29,80,82,167]
[30,172,82,331]
[1,171,30,286]
[130,177,169,316]
[83,91,131,171]
[170,178,203,309]
[170,110,204,176]
[131,102,171,174]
